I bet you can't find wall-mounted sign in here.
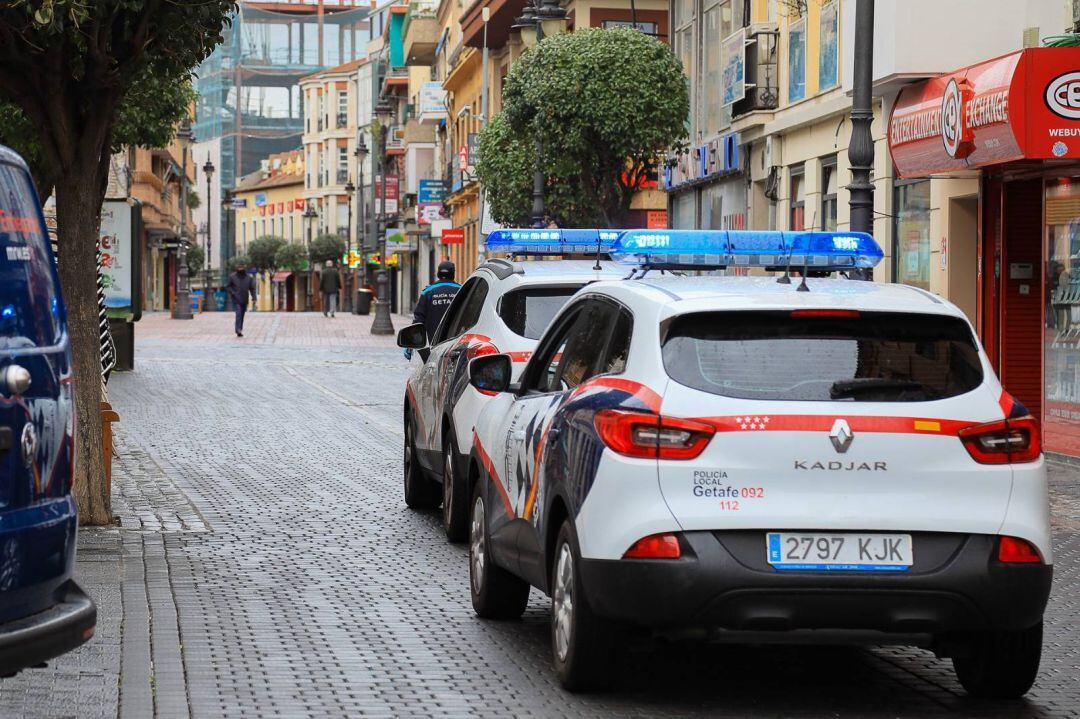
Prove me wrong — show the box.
[232,198,247,209]
[374,175,399,215]
[441,227,465,245]
[646,210,668,229]
[98,200,137,316]
[254,192,267,207]
[418,203,446,226]
[721,29,746,107]
[418,179,449,204]
[419,82,447,117]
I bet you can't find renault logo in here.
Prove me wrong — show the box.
[829,419,853,454]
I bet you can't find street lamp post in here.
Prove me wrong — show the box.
[303,205,318,311]
[847,0,875,281]
[353,133,369,314]
[172,123,194,320]
[202,156,216,312]
[371,98,396,335]
[344,179,355,313]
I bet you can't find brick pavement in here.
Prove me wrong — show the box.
[1,311,1078,718]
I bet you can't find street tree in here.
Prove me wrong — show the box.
[186,244,206,278]
[477,28,688,227]
[247,236,286,274]
[275,243,308,272]
[309,234,345,266]
[0,1,235,524]
[228,254,250,272]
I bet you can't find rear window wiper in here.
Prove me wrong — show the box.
[829,378,930,400]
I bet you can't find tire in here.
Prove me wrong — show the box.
[469,480,530,619]
[403,415,439,510]
[952,623,1043,698]
[551,519,617,692]
[442,431,469,543]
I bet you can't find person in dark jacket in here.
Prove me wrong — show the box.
[405,260,460,359]
[320,260,341,318]
[226,264,257,338]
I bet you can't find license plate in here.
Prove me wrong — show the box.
[766,532,912,572]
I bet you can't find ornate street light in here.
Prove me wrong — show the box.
[172,123,195,320]
[370,97,396,335]
[344,179,355,313]
[202,156,216,311]
[353,132,370,314]
[303,204,319,311]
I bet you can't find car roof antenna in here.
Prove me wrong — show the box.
[776,232,795,284]
[796,210,818,292]
[592,232,604,271]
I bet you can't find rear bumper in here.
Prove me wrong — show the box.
[0,580,96,675]
[579,531,1051,638]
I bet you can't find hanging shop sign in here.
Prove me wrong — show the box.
[441,227,465,245]
[374,175,399,215]
[889,48,1080,177]
[721,29,746,107]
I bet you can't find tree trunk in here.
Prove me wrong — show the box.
[54,161,113,526]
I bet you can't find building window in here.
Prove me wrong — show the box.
[893,180,932,290]
[789,165,805,230]
[602,20,659,34]
[1045,176,1080,452]
[673,0,695,136]
[788,17,806,103]
[337,146,349,184]
[821,156,838,231]
[672,191,697,229]
[337,91,348,127]
[819,0,839,91]
[241,221,247,248]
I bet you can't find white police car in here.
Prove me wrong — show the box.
[463,230,1051,695]
[397,229,627,542]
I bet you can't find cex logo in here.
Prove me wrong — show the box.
[1045,71,1080,120]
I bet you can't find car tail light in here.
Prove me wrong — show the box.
[998,536,1042,563]
[958,416,1041,464]
[790,309,860,318]
[594,410,715,460]
[623,533,682,559]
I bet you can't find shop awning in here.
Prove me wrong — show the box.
[271,272,292,282]
[889,48,1080,178]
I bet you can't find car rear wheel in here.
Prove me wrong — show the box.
[442,432,469,543]
[952,623,1043,698]
[551,520,616,692]
[403,416,439,509]
[469,481,529,619]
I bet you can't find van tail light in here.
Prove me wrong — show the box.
[997,536,1042,564]
[623,533,682,559]
[958,416,1041,464]
[594,409,715,460]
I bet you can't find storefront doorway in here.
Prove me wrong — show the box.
[948,196,978,323]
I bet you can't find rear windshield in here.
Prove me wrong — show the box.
[498,286,582,339]
[662,311,984,402]
[0,161,60,350]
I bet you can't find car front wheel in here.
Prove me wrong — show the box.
[952,623,1042,698]
[469,481,529,619]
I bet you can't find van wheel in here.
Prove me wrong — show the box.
[469,481,529,619]
[551,519,616,692]
[442,432,469,543]
[404,418,438,509]
[952,623,1042,698]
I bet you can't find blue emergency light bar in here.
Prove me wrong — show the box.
[611,229,884,270]
[485,228,622,256]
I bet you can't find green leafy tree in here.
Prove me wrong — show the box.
[275,242,308,271]
[185,244,205,277]
[309,234,345,266]
[0,0,235,524]
[247,236,286,274]
[227,254,250,272]
[477,28,688,228]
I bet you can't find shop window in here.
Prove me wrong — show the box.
[893,180,931,290]
[789,166,805,231]
[672,191,697,229]
[819,0,839,91]
[700,2,723,137]
[788,17,806,103]
[1045,177,1080,453]
[821,157,837,231]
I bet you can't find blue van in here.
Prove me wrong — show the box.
[0,145,95,674]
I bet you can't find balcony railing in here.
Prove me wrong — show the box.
[732,27,779,119]
[336,169,350,184]
[337,112,348,127]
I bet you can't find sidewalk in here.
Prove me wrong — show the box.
[134,310,415,348]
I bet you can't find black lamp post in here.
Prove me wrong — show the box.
[848,0,875,281]
[512,0,567,228]
[353,133,369,313]
[173,123,195,320]
[371,98,396,335]
[202,156,215,311]
[303,204,318,311]
[344,179,355,313]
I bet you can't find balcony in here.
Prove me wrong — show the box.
[731,26,779,124]
[386,125,406,153]
[337,112,348,128]
[403,0,440,66]
[337,169,350,184]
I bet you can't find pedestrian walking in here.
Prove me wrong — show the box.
[405,260,460,359]
[320,260,341,318]
[226,264,257,338]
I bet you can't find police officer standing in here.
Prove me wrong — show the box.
[405,261,459,359]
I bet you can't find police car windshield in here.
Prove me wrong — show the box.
[498,286,582,339]
[0,161,59,350]
[662,311,983,402]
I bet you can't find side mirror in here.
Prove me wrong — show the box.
[469,354,513,394]
[397,322,427,349]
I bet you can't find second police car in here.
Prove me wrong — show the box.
[463,230,1052,695]
[397,230,626,541]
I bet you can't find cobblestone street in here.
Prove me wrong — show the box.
[1,311,1078,718]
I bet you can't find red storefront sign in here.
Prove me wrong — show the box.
[889,48,1080,177]
[441,228,465,245]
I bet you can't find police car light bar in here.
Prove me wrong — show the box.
[611,229,884,270]
[485,228,623,256]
